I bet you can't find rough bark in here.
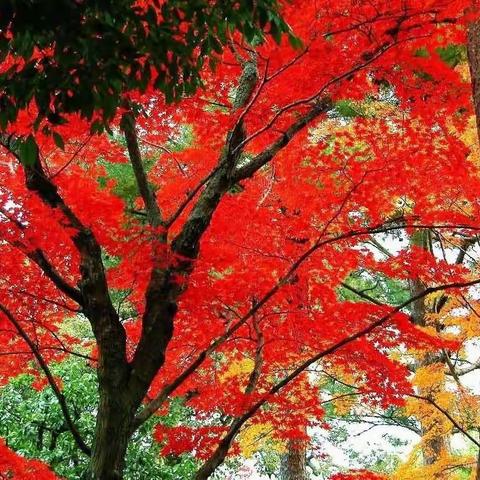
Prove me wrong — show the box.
[87,334,132,479]
[280,437,309,480]
[409,231,449,468]
[468,18,480,144]
[466,22,480,480]
[86,390,136,480]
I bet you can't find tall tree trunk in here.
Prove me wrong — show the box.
[467,16,480,143]
[87,392,135,480]
[280,438,309,480]
[465,18,480,480]
[409,231,449,469]
[84,318,135,480]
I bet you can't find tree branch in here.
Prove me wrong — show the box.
[245,308,265,395]
[232,97,333,181]
[0,134,128,391]
[193,277,480,479]
[121,111,163,228]
[0,206,83,305]
[407,393,480,448]
[0,302,91,456]
[133,221,480,429]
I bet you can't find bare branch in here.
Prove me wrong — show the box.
[121,111,163,228]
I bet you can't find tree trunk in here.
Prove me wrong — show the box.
[280,437,308,480]
[410,231,448,469]
[464,19,480,480]
[86,390,135,480]
[468,17,480,143]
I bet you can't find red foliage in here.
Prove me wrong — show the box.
[330,471,387,480]
[0,439,60,479]
[0,0,479,475]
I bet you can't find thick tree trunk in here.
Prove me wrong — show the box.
[410,231,448,469]
[87,391,135,480]
[468,18,480,143]
[465,20,480,480]
[84,318,135,480]
[280,438,309,480]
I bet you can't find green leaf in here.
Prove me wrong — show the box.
[52,132,65,150]
[437,44,466,68]
[90,119,104,135]
[18,135,38,166]
[414,47,429,58]
[334,100,364,118]
[288,33,304,50]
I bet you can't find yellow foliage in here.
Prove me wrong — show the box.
[457,311,480,338]
[324,363,363,387]
[220,357,254,382]
[238,422,285,458]
[458,393,480,427]
[393,446,475,480]
[413,364,445,391]
[434,391,455,411]
[334,394,356,416]
[456,63,471,83]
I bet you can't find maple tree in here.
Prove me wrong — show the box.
[2,1,480,479]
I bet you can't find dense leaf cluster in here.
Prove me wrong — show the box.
[0,0,291,132]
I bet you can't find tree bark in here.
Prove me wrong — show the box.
[409,231,448,469]
[467,17,480,143]
[87,392,135,480]
[280,437,309,480]
[465,20,480,480]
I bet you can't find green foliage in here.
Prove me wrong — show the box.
[98,157,155,207]
[339,270,410,306]
[414,44,467,68]
[0,358,197,479]
[0,0,293,136]
[17,134,38,166]
[437,44,466,68]
[333,100,367,119]
[253,449,282,478]
[414,47,429,58]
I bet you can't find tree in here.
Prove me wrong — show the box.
[326,227,480,479]
[1,1,480,479]
[0,0,292,136]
